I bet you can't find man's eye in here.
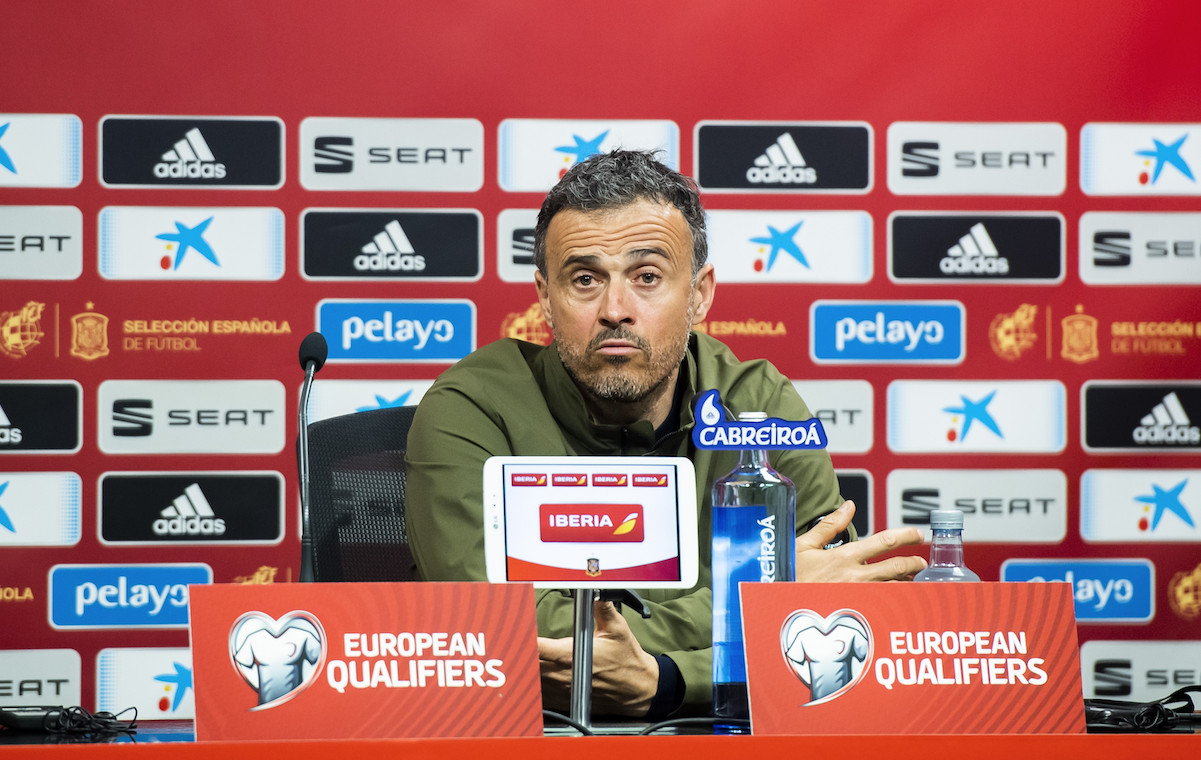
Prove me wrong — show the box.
[574,274,594,286]
[638,272,660,284]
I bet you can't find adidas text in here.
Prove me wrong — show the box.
[940,255,1010,275]
[1133,425,1200,445]
[746,165,816,184]
[354,252,426,272]
[153,515,227,536]
[0,427,22,444]
[153,161,228,179]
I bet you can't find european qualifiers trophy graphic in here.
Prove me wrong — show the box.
[229,610,326,710]
[780,609,872,706]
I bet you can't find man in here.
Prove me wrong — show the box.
[405,150,926,718]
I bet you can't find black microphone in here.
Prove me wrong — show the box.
[297,332,328,583]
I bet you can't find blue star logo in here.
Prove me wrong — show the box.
[749,221,809,271]
[942,390,1003,442]
[156,217,218,270]
[0,123,16,174]
[555,130,609,165]
[1135,479,1195,532]
[356,390,412,412]
[153,662,194,712]
[0,481,14,533]
[1135,134,1195,184]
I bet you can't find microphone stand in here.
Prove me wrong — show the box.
[298,358,317,583]
[568,588,651,730]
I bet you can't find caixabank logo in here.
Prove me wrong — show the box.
[0,114,82,188]
[887,380,1066,454]
[318,299,475,363]
[694,122,872,193]
[98,472,284,545]
[96,648,195,719]
[497,119,679,192]
[49,563,212,629]
[810,301,964,364]
[705,210,872,283]
[888,212,1064,282]
[1082,382,1201,452]
[0,471,81,547]
[301,209,482,280]
[888,122,1066,196]
[1080,469,1199,543]
[1081,123,1201,196]
[0,381,81,453]
[100,116,284,188]
[1079,212,1201,285]
[1001,559,1154,623]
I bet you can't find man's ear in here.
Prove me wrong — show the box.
[535,269,553,329]
[690,263,716,324]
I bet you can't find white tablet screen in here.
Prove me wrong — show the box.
[483,456,698,589]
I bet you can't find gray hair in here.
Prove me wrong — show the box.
[533,150,708,277]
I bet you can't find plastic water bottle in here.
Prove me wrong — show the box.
[913,509,980,582]
[712,412,796,723]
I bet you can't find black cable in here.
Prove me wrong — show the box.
[541,709,594,735]
[1085,684,1201,733]
[42,705,138,740]
[638,716,750,735]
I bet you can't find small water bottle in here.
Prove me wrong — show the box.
[913,509,980,582]
[711,412,796,723]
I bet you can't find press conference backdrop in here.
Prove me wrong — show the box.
[2,0,1199,717]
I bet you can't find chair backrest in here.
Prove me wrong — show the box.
[301,405,419,582]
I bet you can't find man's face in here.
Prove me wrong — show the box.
[536,199,714,406]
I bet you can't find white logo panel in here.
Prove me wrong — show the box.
[887,380,1066,453]
[1080,212,1201,285]
[1081,469,1201,543]
[886,469,1067,543]
[304,379,434,423]
[96,647,195,719]
[300,117,484,191]
[0,114,82,187]
[98,207,284,281]
[888,122,1066,195]
[790,380,873,454]
[0,649,82,706]
[0,206,83,280]
[496,208,539,283]
[98,380,286,454]
[0,472,80,546]
[707,210,872,283]
[1081,123,1201,195]
[1081,640,1201,702]
[498,119,679,192]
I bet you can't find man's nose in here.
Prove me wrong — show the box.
[598,281,634,326]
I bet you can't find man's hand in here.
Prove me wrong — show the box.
[796,500,927,582]
[537,599,660,717]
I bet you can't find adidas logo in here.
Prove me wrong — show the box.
[940,223,1010,275]
[746,133,817,184]
[1134,392,1200,445]
[153,483,226,536]
[354,220,426,272]
[0,403,21,445]
[153,128,227,179]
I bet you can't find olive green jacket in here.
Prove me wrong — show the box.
[405,332,844,713]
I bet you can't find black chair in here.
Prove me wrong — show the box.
[300,405,419,582]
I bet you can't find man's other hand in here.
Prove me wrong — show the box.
[796,500,927,582]
[537,599,659,717]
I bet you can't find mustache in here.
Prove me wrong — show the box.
[588,327,650,353]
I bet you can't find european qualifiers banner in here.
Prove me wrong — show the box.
[742,583,1085,734]
[190,582,542,740]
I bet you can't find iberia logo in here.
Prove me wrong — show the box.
[539,504,644,543]
[511,473,546,486]
[591,473,627,487]
[551,473,587,486]
[632,474,669,487]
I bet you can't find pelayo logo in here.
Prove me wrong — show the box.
[691,389,827,450]
[318,299,475,363]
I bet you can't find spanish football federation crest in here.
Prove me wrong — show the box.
[70,304,110,360]
[1060,305,1099,364]
[0,301,45,358]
